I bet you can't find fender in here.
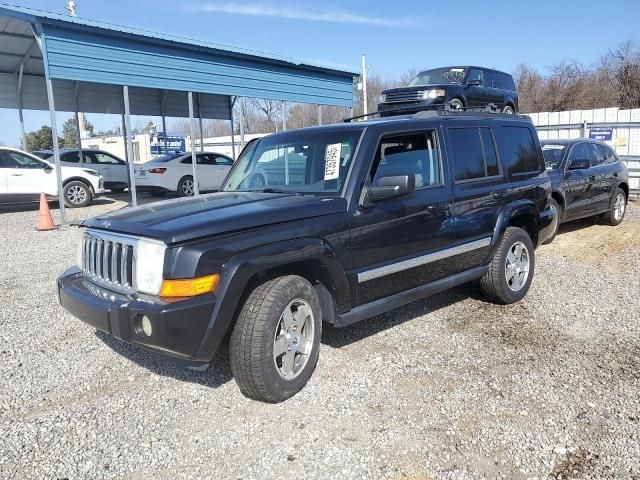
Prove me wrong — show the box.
[490,199,540,254]
[194,237,350,361]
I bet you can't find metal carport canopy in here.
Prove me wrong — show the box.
[0,4,357,112]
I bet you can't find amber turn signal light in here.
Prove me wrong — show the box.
[159,273,219,299]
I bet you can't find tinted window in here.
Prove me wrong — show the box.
[214,155,234,165]
[597,145,617,165]
[371,131,441,189]
[467,69,483,85]
[495,126,541,175]
[449,128,485,181]
[197,154,216,165]
[94,152,123,165]
[587,143,606,166]
[541,144,567,170]
[409,67,466,86]
[480,128,499,176]
[501,73,516,91]
[568,143,590,162]
[61,151,81,163]
[484,71,499,88]
[0,151,47,168]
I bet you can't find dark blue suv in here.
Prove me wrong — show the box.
[379,66,519,116]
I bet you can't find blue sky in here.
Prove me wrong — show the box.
[1,0,639,147]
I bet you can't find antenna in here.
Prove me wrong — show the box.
[66,0,77,17]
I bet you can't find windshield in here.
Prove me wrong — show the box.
[222,129,363,195]
[409,67,467,86]
[541,144,567,170]
[32,151,52,159]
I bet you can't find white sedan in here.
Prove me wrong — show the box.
[135,152,234,197]
[0,147,104,208]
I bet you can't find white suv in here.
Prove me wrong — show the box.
[0,148,104,208]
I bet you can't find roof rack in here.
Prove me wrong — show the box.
[342,102,527,123]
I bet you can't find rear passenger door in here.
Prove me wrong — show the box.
[448,126,504,271]
[564,142,598,219]
[350,128,455,306]
[591,144,618,212]
[483,71,505,107]
[465,68,488,107]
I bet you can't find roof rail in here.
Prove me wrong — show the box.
[342,102,526,123]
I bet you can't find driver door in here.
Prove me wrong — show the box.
[349,129,454,306]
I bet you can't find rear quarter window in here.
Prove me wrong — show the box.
[494,126,543,176]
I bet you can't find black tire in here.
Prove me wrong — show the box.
[480,227,535,304]
[543,198,562,245]
[449,98,464,111]
[603,188,627,226]
[150,191,167,198]
[63,180,92,208]
[177,176,195,197]
[230,275,322,403]
[110,187,126,194]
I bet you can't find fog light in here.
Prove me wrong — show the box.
[141,315,153,337]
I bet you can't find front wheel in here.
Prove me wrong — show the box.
[230,275,322,403]
[603,188,627,226]
[63,181,92,208]
[503,105,515,114]
[480,226,535,304]
[449,98,464,111]
[177,176,195,197]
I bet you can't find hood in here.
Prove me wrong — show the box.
[42,160,99,177]
[83,192,347,244]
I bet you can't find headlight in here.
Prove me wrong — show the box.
[422,89,446,100]
[76,227,85,268]
[378,93,387,103]
[135,239,166,295]
[83,169,101,177]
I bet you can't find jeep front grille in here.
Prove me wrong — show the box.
[82,230,136,292]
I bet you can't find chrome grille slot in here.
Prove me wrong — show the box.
[384,90,424,103]
[81,229,137,293]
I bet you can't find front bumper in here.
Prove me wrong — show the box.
[57,267,216,365]
[538,205,558,246]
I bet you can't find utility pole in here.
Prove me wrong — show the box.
[361,54,368,120]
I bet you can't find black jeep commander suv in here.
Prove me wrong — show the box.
[379,66,519,116]
[58,110,555,403]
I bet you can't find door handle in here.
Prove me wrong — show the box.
[10,173,24,176]
[427,202,452,212]
[493,191,508,199]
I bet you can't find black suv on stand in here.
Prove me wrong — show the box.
[58,111,555,403]
[541,139,629,242]
[379,66,519,116]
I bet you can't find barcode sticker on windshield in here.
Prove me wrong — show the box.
[324,143,341,180]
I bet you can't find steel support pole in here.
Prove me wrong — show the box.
[121,115,129,164]
[45,77,66,223]
[160,90,167,135]
[239,97,245,151]
[197,93,204,152]
[188,92,200,195]
[318,104,323,126]
[74,82,85,166]
[361,54,368,119]
[282,101,287,131]
[17,65,26,150]
[229,96,236,160]
[122,86,138,206]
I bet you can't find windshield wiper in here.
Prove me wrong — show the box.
[257,188,301,195]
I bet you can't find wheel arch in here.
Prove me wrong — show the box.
[618,182,629,200]
[492,200,540,251]
[62,176,94,193]
[194,237,350,362]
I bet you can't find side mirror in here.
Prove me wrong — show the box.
[43,165,53,172]
[369,175,415,201]
[467,79,482,86]
[568,159,590,170]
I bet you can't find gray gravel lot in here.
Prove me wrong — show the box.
[1,195,639,479]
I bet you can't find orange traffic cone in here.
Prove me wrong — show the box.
[36,193,57,231]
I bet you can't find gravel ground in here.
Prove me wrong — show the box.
[1,196,639,480]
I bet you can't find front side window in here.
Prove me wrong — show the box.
[568,143,590,163]
[371,131,441,189]
[222,129,363,194]
[467,69,483,85]
[61,152,81,163]
[0,151,47,168]
[449,127,501,181]
[495,126,541,175]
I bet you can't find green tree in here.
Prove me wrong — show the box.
[25,126,63,152]
[61,115,94,147]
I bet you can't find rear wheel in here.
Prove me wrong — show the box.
[603,188,627,226]
[230,275,322,403]
[178,176,195,197]
[480,227,535,304]
[63,181,92,208]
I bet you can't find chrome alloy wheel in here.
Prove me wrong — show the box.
[273,298,315,379]
[67,185,87,205]
[613,193,626,222]
[505,241,530,292]
[181,178,194,196]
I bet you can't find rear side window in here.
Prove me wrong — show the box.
[597,145,617,165]
[61,152,80,163]
[587,143,606,166]
[495,126,542,175]
[448,127,501,181]
[214,155,234,165]
[501,73,516,91]
[484,71,499,88]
